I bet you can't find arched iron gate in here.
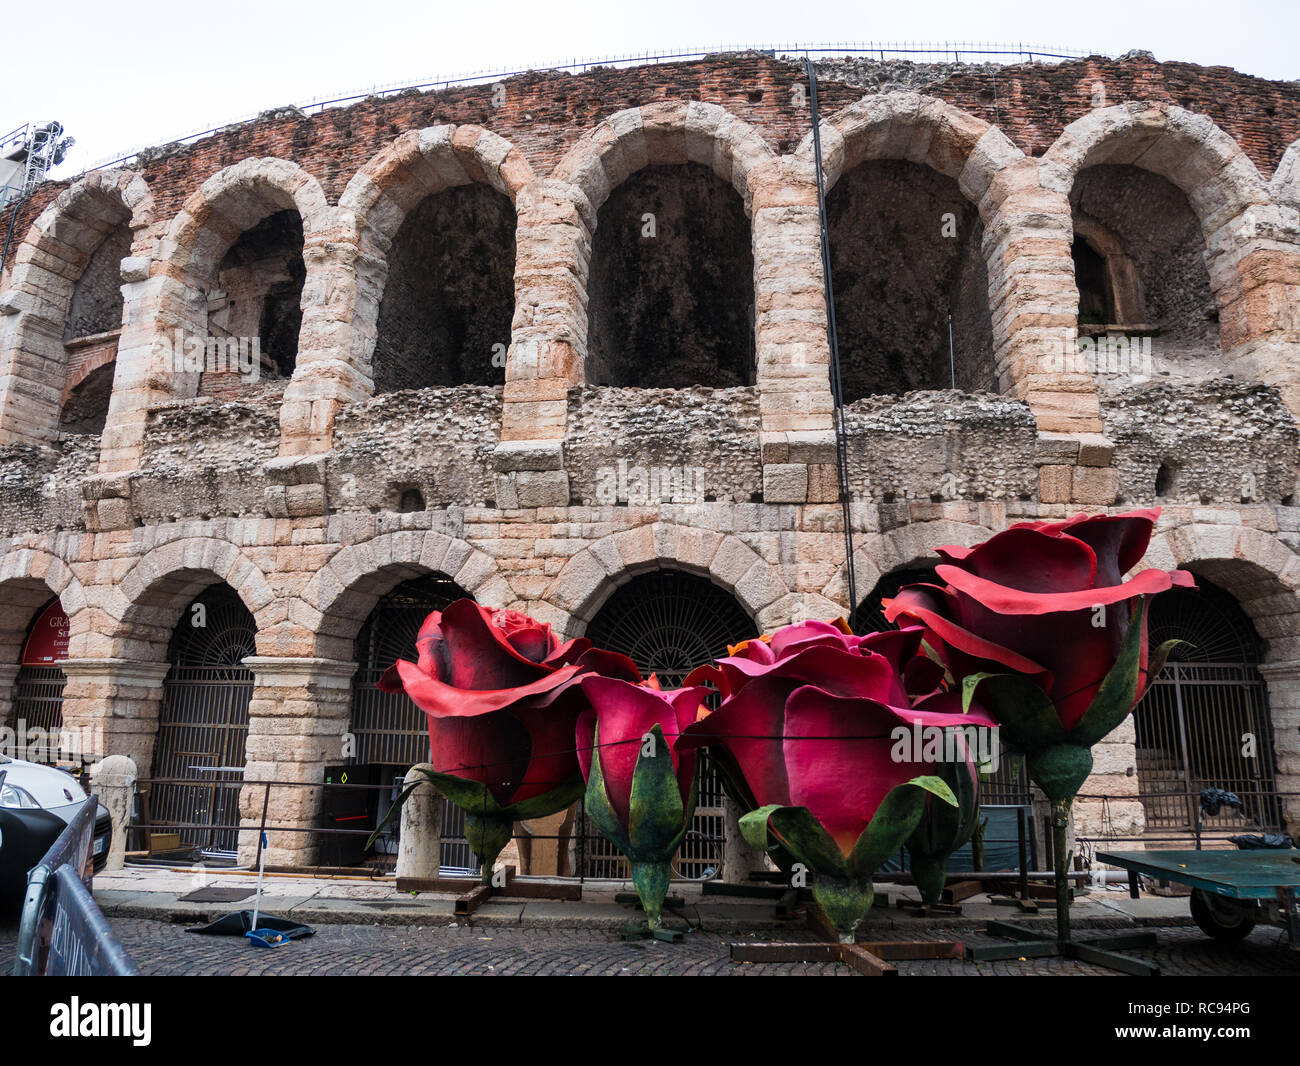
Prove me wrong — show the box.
[348,575,473,870]
[149,585,255,857]
[581,568,759,879]
[1136,580,1280,833]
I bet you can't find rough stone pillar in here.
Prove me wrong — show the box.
[749,159,839,506]
[277,208,372,460]
[1257,659,1300,836]
[236,656,357,867]
[396,763,443,880]
[89,754,138,872]
[984,156,1116,507]
[58,659,171,771]
[721,795,768,884]
[491,179,591,508]
[96,271,200,478]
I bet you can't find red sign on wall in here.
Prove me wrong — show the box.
[22,599,70,665]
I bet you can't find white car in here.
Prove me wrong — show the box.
[0,755,113,901]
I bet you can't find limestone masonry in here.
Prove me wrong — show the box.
[2,50,1299,863]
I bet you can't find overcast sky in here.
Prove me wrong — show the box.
[9,0,1298,177]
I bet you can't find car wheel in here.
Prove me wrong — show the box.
[1190,888,1256,942]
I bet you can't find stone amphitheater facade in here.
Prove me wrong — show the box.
[2,51,1299,863]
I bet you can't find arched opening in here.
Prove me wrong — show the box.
[582,568,758,879]
[828,160,993,399]
[372,184,516,393]
[585,164,755,388]
[1134,578,1280,836]
[202,208,305,394]
[849,566,938,635]
[7,598,70,765]
[1071,165,1220,374]
[338,574,470,869]
[147,583,256,860]
[59,362,116,436]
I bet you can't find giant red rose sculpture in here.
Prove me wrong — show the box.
[576,677,710,931]
[885,508,1193,942]
[378,600,639,881]
[680,619,992,939]
[884,509,1193,800]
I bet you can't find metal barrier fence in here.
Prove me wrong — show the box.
[13,795,137,976]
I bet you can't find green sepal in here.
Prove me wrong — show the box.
[1026,742,1094,803]
[812,874,875,940]
[1147,638,1188,686]
[583,722,632,855]
[626,724,694,861]
[905,761,981,905]
[847,776,952,879]
[963,671,1067,751]
[739,804,850,878]
[1068,597,1147,748]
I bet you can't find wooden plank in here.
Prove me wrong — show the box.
[496,881,582,901]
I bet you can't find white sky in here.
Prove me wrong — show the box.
[8,0,1298,177]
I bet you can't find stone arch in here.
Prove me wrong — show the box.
[301,528,513,660]
[1042,104,1269,238]
[0,169,154,445]
[109,536,277,661]
[796,92,1020,201]
[331,125,533,387]
[827,518,997,614]
[553,101,777,217]
[545,522,790,637]
[795,95,1018,398]
[548,103,774,391]
[0,544,88,668]
[99,159,327,473]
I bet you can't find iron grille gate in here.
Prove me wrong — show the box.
[579,569,759,879]
[11,666,66,735]
[149,586,255,857]
[1134,582,1280,833]
[348,575,473,871]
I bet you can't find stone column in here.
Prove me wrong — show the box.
[1256,659,1300,836]
[237,656,357,867]
[58,659,171,772]
[396,763,442,880]
[749,159,839,507]
[721,795,769,884]
[89,754,138,872]
[984,156,1117,507]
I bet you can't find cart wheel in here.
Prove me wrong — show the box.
[1190,889,1255,942]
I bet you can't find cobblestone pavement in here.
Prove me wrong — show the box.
[3,917,1298,975]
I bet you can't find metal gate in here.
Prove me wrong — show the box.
[349,574,471,869]
[1135,581,1280,831]
[149,585,255,856]
[580,569,758,879]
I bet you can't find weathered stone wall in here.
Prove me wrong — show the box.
[329,387,502,509]
[563,385,762,505]
[1,51,1298,860]
[844,391,1038,501]
[1103,381,1300,505]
